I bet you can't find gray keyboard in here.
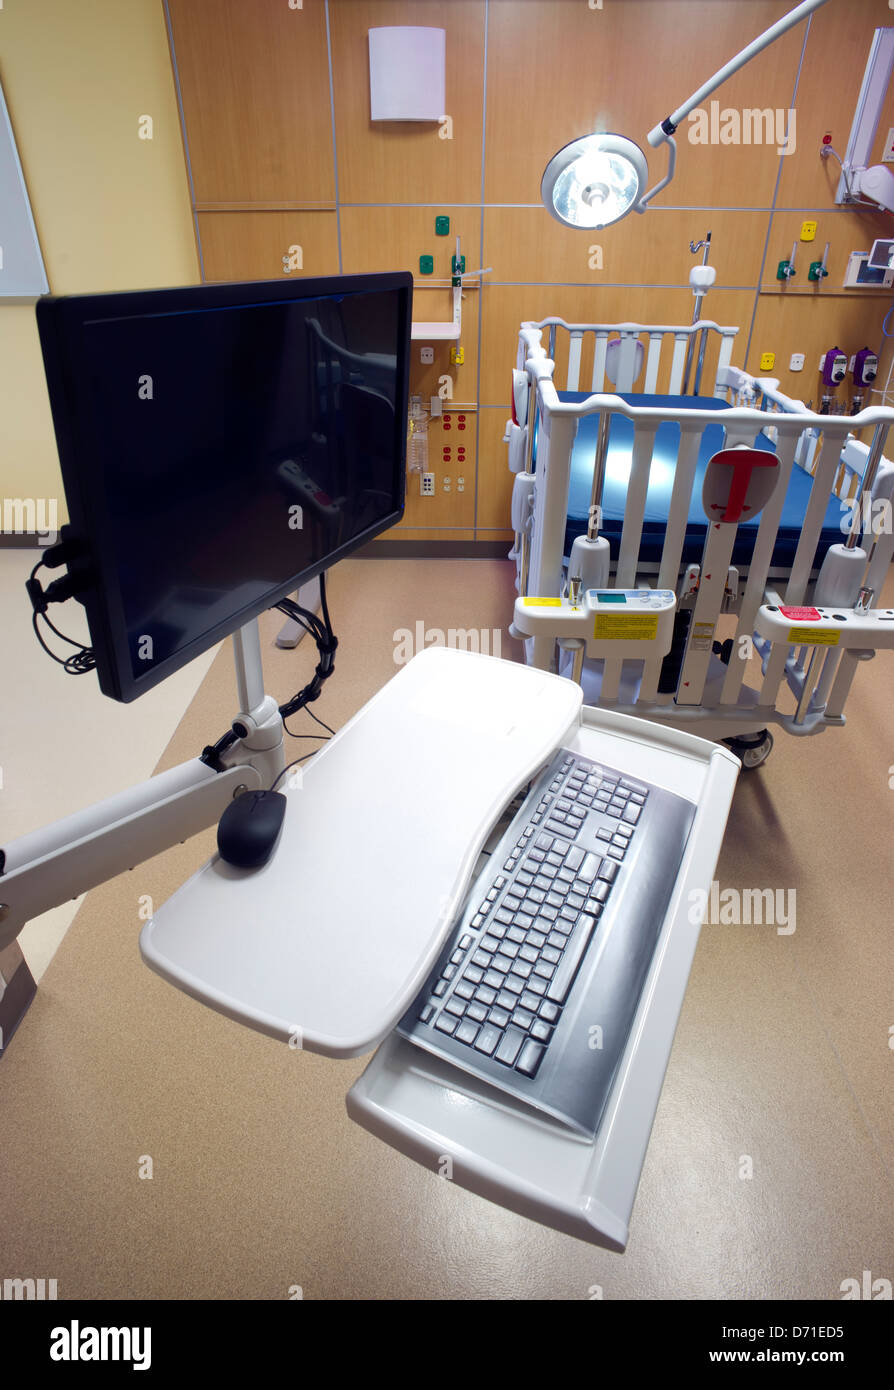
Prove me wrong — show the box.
[398,747,696,1138]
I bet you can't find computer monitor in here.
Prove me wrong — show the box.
[36,272,412,702]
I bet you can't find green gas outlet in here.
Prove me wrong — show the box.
[419,255,434,275]
[435,215,450,235]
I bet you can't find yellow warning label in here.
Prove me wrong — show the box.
[523,597,562,606]
[593,614,659,640]
[788,626,839,645]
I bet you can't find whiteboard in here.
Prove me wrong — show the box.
[0,73,48,296]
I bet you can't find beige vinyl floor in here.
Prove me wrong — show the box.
[0,553,892,1300]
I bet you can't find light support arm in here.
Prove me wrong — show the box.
[646,0,829,149]
[634,137,677,212]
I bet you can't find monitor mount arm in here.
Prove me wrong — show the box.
[0,618,286,952]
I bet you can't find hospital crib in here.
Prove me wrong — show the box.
[507,317,894,766]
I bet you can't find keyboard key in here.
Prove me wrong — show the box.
[504,974,526,995]
[495,908,513,925]
[489,1007,511,1028]
[535,833,553,851]
[596,828,612,842]
[516,1039,546,1078]
[615,823,634,839]
[475,985,496,1006]
[559,905,578,923]
[520,990,541,1012]
[532,959,554,981]
[435,1014,458,1035]
[507,926,526,943]
[500,940,519,959]
[480,934,500,953]
[496,990,517,1011]
[526,929,546,948]
[467,1002,488,1023]
[472,950,492,968]
[474,1024,501,1054]
[567,892,585,910]
[542,945,561,964]
[540,1000,560,1023]
[591,881,610,903]
[512,1008,535,1030]
[606,805,622,818]
[608,846,625,860]
[419,1004,434,1023]
[512,959,532,979]
[579,853,601,882]
[547,931,567,950]
[459,934,473,950]
[495,1028,525,1067]
[464,965,484,985]
[451,949,464,965]
[483,969,504,989]
[520,944,539,964]
[455,1020,480,1046]
[493,953,514,974]
[598,860,619,884]
[504,894,522,912]
[443,964,456,980]
[530,1019,552,1043]
[445,997,466,1017]
[434,980,448,996]
[454,980,475,1000]
[526,976,547,997]
[566,847,585,871]
[546,914,596,1003]
[623,804,641,825]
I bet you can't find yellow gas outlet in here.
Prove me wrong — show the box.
[760,351,776,371]
[800,220,817,242]
[450,345,464,365]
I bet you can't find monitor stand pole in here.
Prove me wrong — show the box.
[0,617,286,954]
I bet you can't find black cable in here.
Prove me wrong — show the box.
[303,705,336,738]
[269,747,323,793]
[28,557,96,673]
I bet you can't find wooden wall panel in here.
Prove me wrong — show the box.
[329,0,485,205]
[198,211,339,281]
[409,285,480,407]
[760,206,894,291]
[749,291,893,405]
[776,0,894,207]
[484,207,770,288]
[168,0,894,543]
[484,0,803,209]
[340,206,482,278]
[167,0,334,204]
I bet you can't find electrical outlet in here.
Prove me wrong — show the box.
[799,220,817,242]
[760,351,776,371]
[420,346,434,364]
[421,472,435,496]
[450,345,465,365]
[790,353,805,371]
[884,128,894,164]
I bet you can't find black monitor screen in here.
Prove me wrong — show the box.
[37,273,411,701]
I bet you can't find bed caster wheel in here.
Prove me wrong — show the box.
[724,730,773,769]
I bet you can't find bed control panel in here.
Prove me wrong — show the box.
[754,603,894,649]
[515,589,677,659]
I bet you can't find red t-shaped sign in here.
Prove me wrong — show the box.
[705,447,779,525]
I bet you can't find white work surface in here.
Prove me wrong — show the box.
[140,648,581,1056]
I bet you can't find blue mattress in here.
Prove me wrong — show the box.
[548,392,842,570]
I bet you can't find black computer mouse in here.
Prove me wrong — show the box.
[216,789,287,869]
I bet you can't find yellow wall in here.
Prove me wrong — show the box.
[0,0,198,517]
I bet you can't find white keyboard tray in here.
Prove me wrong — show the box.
[347,707,740,1250]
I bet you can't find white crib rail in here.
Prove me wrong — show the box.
[513,322,894,741]
[519,317,739,397]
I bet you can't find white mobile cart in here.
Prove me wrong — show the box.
[138,647,739,1250]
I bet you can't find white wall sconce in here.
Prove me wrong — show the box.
[368,27,446,122]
